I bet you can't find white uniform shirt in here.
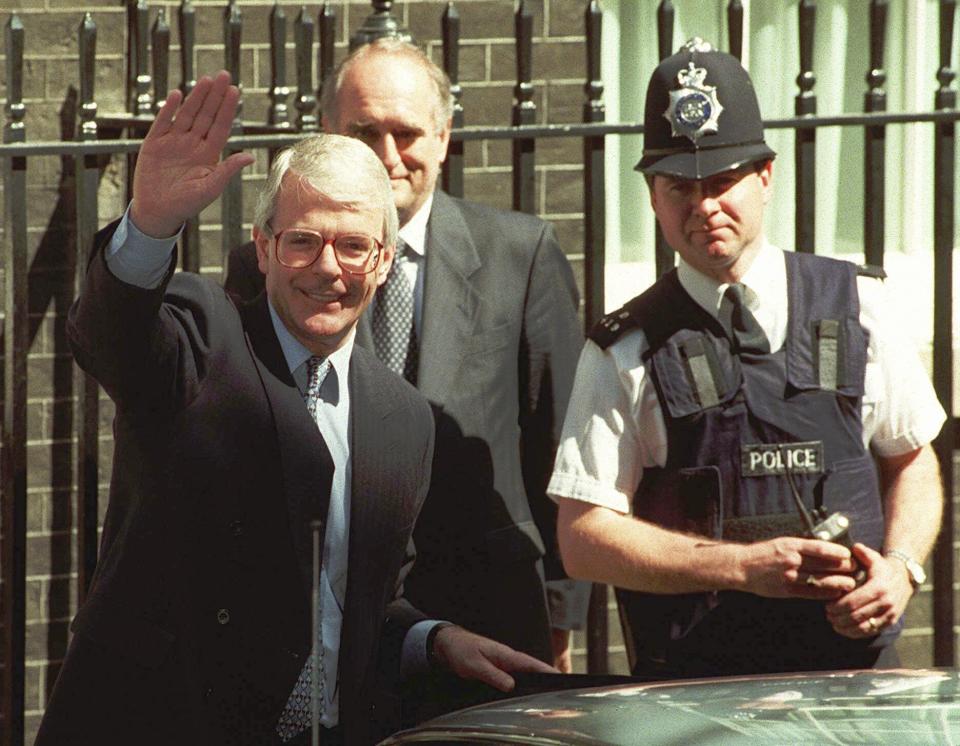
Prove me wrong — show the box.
[547,241,947,515]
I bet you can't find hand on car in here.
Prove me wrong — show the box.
[431,624,558,692]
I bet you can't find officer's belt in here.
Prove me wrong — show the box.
[721,513,807,543]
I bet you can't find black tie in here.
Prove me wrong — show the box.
[720,283,770,355]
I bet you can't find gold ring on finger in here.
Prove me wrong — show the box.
[805,574,819,587]
[867,617,880,632]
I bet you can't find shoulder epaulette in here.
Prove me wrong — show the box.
[589,305,640,350]
[856,263,887,280]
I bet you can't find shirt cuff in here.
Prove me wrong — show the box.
[871,412,947,457]
[105,203,182,289]
[546,578,593,630]
[400,619,451,675]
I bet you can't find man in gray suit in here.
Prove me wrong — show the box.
[226,40,587,694]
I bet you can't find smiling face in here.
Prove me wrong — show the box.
[649,160,773,283]
[254,173,394,356]
[326,51,451,227]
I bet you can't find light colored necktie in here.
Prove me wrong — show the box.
[276,356,331,742]
[372,240,418,384]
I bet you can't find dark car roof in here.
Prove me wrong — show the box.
[382,669,960,745]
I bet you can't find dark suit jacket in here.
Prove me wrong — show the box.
[37,225,434,746]
[226,191,582,666]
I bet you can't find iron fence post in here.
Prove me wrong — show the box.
[512,1,536,215]
[864,0,888,268]
[442,2,464,199]
[76,14,102,605]
[654,1,674,278]
[933,0,957,669]
[583,0,609,676]
[795,0,817,253]
[2,14,28,746]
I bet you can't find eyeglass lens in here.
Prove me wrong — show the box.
[278,230,378,271]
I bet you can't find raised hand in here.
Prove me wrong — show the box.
[130,71,255,238]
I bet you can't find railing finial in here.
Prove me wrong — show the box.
[727,0,744,61]
[179,0,196,96]
[441,2,464,197]
[657,1,674,61]
[5,14,26,143]
[350,0,412,50]
[152,7,171,110]
[130,0,153,115]
[79,13,98,140]
[295,6,318,132]
[936,0,957,110]
[223,0,243,132]
[269,1,292,128]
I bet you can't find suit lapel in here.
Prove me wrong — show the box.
[356,301,373,349]
[339,345,404,706]
[418,191,482,403]
[238,295,335,601]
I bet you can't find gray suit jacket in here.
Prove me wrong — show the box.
[357,191,583,660]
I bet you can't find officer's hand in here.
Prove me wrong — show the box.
[431,625,558,692]
[131,71,254,239]
[738,536,859,599]
[825,543,913,639]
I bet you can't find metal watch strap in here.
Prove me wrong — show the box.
[885,549,925,588]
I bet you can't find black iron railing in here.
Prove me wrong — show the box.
[1,1,958,743]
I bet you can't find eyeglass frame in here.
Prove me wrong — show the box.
[265,223,385,275]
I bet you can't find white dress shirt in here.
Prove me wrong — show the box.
[548,240,947,515]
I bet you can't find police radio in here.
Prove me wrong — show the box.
[783,467,867,586]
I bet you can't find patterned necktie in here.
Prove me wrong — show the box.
[276,356,331,742]
[719,283,770,355]
[372,240,418,384]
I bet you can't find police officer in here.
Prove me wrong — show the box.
[549,39,946,677]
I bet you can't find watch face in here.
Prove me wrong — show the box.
[889,551,926,586]
[908,560,927,586]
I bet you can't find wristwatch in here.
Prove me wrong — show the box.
[885,549,926,589]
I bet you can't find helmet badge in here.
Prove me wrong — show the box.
[664,61,724,143]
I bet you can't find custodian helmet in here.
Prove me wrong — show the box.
[636,38,776,179]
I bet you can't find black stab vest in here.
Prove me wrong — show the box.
[593,252,895,677]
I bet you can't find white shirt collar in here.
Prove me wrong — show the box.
[676,238,789,351]
[676,238,782,314]
[397,191,434,258]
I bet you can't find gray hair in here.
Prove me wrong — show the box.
[320,38,454,133]
[253,133,399,249]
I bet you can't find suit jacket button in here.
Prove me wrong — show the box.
[229,520,243,537]
[216,608,230,625]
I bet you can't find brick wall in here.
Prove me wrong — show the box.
[1,0,954,742]
[0,0,598,740]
